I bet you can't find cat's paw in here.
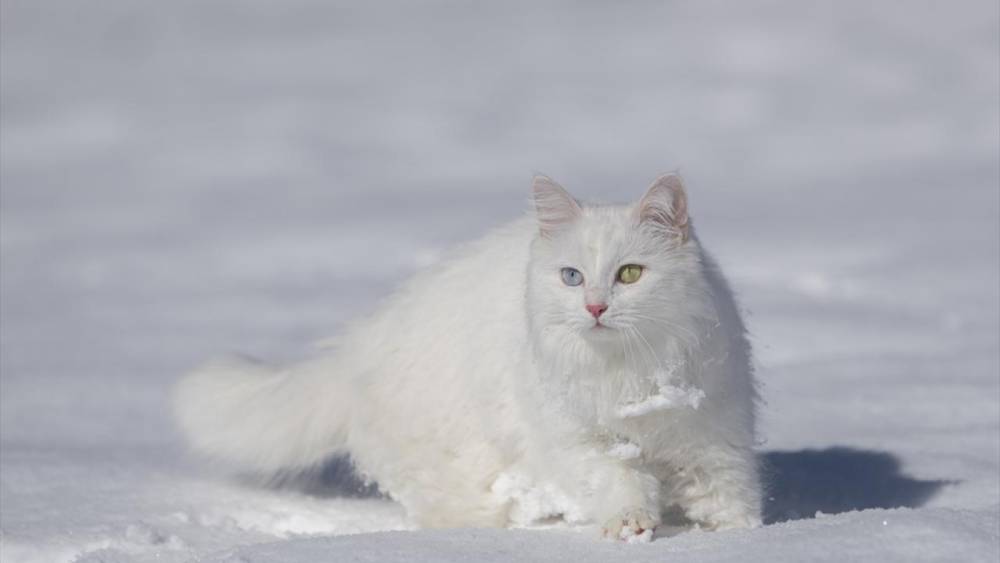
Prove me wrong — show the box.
[686,504,761,531]
[681,490,762,532]
[701,512,762,531]
[601,508,658,542]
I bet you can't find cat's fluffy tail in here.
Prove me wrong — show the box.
[173,356,351,474]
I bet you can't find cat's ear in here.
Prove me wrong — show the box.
[532,175,582,238]
[636,173,690,242]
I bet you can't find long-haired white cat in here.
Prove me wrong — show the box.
[174,174,762,541]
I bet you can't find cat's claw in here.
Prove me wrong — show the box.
[601,509,658,542]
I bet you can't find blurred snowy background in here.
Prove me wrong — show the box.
[1,1,998,561]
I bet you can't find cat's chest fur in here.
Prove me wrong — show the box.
[523,347,692,446]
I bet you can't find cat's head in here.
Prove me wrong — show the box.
[526,174,710,355]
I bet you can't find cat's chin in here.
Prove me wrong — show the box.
[582,323,620,342]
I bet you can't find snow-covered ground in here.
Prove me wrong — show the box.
[1,1,997,561]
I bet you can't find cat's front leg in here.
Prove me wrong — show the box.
[579,452,662,541]
[539,434,663,540]
[666,445,762,531]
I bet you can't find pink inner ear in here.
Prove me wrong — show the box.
[637,174,689,241]
[532,175,582,237]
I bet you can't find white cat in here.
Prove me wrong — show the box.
[174,174,763,541]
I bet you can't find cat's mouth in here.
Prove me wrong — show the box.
[584,322,620,342]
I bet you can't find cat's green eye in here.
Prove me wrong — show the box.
[617,264,643,284]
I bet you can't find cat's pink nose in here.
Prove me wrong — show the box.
[585,303,608,318]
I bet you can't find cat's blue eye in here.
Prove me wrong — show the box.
[560,267,584,286]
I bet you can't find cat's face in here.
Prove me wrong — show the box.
[527,175,701,350]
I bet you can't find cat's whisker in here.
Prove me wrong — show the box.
[630,324,665,373]
[626,326,646,373]
[625,312,703,348]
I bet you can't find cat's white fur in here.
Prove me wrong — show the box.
[174,175,763,540]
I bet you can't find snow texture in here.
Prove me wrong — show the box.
[1,0,998,562]
[606,442,643,461]
[490,473,585,527]
[616,384,706,418]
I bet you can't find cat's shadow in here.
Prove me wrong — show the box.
[275,447,953,527]
[267,455,383,499]
[760,447,952,524]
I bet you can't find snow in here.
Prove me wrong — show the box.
[490,473,585,527]
[196,509,999,563]
[606,442,642,461]
[1,0,998,562]
[616,384,706,418]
